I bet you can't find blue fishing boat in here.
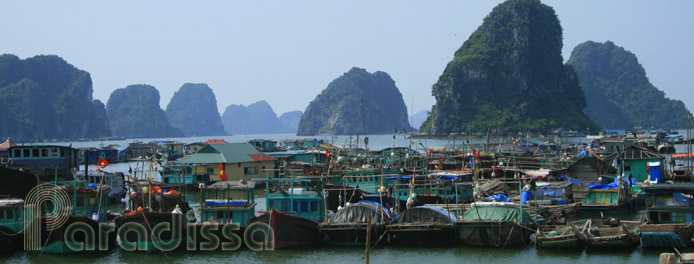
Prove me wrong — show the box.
[0,198,24,253]
[638,184,694,248]
[248,176,326,249]
[28,182,118,254]
[190,181,256,250]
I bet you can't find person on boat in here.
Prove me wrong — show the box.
[406,193,416,209]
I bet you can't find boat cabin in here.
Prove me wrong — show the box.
[199,181,255,227]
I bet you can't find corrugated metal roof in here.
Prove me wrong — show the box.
[175,143,272,164]
[175,153,226,164]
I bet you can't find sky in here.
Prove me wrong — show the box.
[1,1,693,118]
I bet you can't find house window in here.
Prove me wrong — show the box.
[41,149,48,157]
[6,209,13,220]
[23,149,30,157]
[88,196,97,206]
[32,149,39,157]
[311,201,318,212]
[207,167,215,175]
[13,149,20,157]
[300,201,309,212]
[60,148,65,157]
[244,166,258,175]
[50,148,59,157]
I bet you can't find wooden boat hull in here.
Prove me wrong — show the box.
[114,212,187,252]
[455,221,531,247]
[248,209,319,249]
[319,222,386,246]
[586,233,639,249]
[187,223,245,251]
[0,226,23,253]
[586,225,640,249]
[30,216,117,254]
[388,223,458,245]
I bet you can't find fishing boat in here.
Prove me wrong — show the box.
[0,198,24,253]
[638,184,694,248]
[534,221,587,249]
[26,182,118,254]
[190,181,256,250]
[114,183,191,252]
[247,176,325,249]
[388,205,458,245]
[454,202,533,247]
[319,201,391,246]
[581,179,636,212]
[584,218,640,249]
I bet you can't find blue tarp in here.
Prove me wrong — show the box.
[485,193,512,202]
[588,182,619,190]
[204,200,247,207]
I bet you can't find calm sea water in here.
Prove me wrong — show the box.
[3,133,691,263]
[0,241,665,264]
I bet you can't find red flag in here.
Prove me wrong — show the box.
[219,163,228,181]
[98,157,109,168]
[326,149,331,159]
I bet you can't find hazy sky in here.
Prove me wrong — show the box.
[1,1,692,118]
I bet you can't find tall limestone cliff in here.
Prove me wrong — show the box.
[567,41,689,129]
[421,0,597,134]
[106,84,184,138]
[298,67,411,136]
[221,100,285,134]
[0,54,111,141]
[165,83,227,136]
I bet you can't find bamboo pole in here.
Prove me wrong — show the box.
[365,216,372,264]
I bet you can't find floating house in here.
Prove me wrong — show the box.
[248,139,281,152]
[611,145,664,183]
[174,143,276,182]
[8,145,80,181]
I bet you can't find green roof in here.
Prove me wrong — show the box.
[175,143,272,164]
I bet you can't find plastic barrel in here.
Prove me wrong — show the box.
[521,191,531,205]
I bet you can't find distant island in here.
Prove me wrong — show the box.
[165,83,227,137]
[298,67,412,136]
[106,84,184,139]
[222,100,299,135]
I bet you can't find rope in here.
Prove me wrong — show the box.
[141,213,173,261]
[370,226,390,248]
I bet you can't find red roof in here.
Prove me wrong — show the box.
[0,139,17,150]
[205,139,229,144]
[247,153,276,161]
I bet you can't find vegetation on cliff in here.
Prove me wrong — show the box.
[567,41,689,129]
[165,83,226,136]
[0,54,110,141]
[106,84,184,138]
[298,67,411,136]
[421,0,597,134]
